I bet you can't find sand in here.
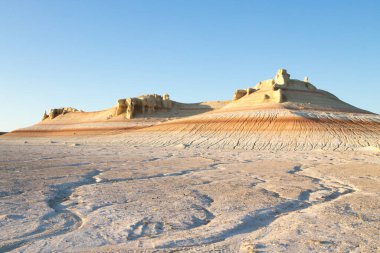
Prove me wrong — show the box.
[1,137,379,252]
[132,109,379,151]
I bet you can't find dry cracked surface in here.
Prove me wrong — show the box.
[0,138,379,252]
[120,109,380,151]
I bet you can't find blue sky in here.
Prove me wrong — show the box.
[1,0,379,131]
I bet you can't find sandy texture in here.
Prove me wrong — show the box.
[9,105,379,151]
[1,138,379,252]
[117,105,380,151]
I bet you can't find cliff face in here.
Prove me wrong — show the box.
[113,94,173,119]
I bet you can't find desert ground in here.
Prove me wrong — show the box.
[1,137,379,252]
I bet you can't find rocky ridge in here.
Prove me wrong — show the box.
[4,69,380,151]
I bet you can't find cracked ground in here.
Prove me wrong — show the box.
[1,139,379,252]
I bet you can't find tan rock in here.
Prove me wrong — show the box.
[114,99,127,116]
[126,98,134,119]
[137,94,164,114]
[162,93,173,109]
[113,93,174,119]
[226,68,371,113]
[233,89,247,100]
[274,68,290,86]
[42,111,49,121]
[163,93,170,100]
[49,109,57,119]
[246,88,256,95]
[48,107,79,119]
[254,79,275,90]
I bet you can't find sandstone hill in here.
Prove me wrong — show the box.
[120,69,380,151]
[5,69,380,151]
[8,94,228,136]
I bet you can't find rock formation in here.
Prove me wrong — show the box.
[162,93,173,109]
[137,94,161,114]
[233,89,248,100]
[274,68,290,86]
[246,88,256,95]
[42,111,49,121]
[232,69,320,104]
[115,99,127,116]
[233,88,257,100]
[44,107,79,120]
[126,98,134,119]
[130,69,379,151]
[113,93,173,119]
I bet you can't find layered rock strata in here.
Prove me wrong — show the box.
[114,93,173,119]
[121,69,380,151]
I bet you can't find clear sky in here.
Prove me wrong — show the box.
[1,0,379,131]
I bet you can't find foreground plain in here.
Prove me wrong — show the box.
[1,138,379,252]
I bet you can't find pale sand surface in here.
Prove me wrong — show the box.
[1,137,379,252]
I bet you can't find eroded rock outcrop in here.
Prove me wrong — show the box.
[43,107,80,120]
[115,99,127,116]
[126,98,134,119]
[162,93,173,109]
[233,89,247,100]
[114,93,173,119]
[274,68,290,86]
[42,111,49,121]
[233,69,318,103]
[233,88,257,100]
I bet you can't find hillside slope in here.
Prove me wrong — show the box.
[118,70,379,151]
[6,101,228,137]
